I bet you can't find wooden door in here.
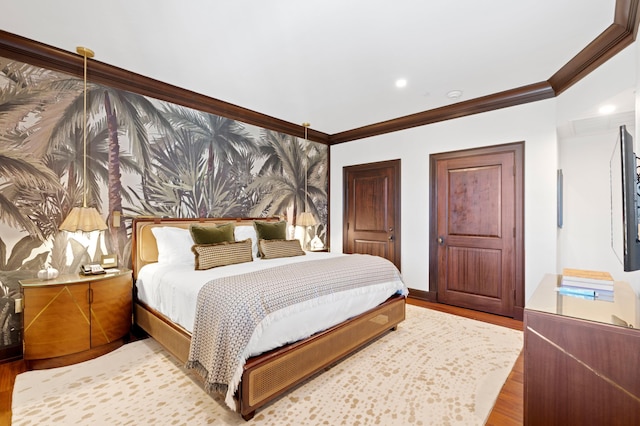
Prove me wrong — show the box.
[23,284,90,359]
[90,274,132,347]
[343,160,401,270]
[430,143,523,318]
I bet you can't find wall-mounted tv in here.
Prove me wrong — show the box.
[611,124,640,271]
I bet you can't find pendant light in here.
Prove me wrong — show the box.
[297,123,316,252]
[59,46,108,232]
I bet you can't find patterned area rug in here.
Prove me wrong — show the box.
[12,305,523,425]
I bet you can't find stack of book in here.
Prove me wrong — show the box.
[558,268,614,302]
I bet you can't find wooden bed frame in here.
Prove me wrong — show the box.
[131,217,406,420]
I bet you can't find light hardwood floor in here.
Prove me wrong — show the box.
[0,299,524,425]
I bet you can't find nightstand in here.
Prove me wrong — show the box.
[20,269,132,369]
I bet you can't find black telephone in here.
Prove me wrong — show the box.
[81,264,106,275]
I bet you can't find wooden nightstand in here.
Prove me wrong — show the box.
[20,269,133,369]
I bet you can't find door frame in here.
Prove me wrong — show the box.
[428,142,524,319]
[343,159,401,270]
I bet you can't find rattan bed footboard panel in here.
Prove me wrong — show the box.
[134,296,405,420]
[239,295,405,419]
[135,302,191,364]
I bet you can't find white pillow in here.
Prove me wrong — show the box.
[151,227,194,265]
[234,225,258,259]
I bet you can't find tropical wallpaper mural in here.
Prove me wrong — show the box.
[0,56,328,358]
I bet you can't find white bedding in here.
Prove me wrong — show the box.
[136,252,407,356]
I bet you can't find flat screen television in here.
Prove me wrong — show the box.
[611,124,640,271]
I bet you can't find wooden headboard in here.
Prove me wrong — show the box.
[131,217,280,279]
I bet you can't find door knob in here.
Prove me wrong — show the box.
[437,236,445,245]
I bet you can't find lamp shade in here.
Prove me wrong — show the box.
[297,212,316,227]
[59,206,108,232]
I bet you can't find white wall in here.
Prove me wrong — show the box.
[557,42,640,295]
[330,39,640,303]
[557,132,638,286]
[330,98,558,302]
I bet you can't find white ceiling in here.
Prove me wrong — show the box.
[0,0,620,135]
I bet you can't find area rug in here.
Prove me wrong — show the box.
[12,305,523,425]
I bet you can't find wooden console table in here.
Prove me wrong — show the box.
[524,274,640,425]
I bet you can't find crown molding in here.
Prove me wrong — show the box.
[0,30,331,145]
[549,0,639,95]
[1,0,638,146]
[330,0,639,144]
[329,82,555,144]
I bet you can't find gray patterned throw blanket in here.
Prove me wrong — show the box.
[186,254,405,410]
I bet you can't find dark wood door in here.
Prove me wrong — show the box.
[343,160,401,270]
[430,143,523,318]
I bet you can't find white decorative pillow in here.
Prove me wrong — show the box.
[151,227,194,265]
[234,225,259,259]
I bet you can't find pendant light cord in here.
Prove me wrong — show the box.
[82,51,88,208]
[304,125,308,212]
[303,123,310,212]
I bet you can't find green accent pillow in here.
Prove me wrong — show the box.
[253,220,287,240]
[189,222,235,245]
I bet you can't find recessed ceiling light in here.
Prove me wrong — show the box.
[395,79,407,88]
[447,90,463,99]
[599,104,616,115]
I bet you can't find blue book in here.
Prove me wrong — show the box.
[557,286,596,297]
[557,286,614,301]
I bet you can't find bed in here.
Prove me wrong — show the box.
[131,217,407,420]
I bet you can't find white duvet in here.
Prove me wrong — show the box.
[136,252,408,357]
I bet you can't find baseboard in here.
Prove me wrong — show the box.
[407,288,437,302]
[513,305,524,321]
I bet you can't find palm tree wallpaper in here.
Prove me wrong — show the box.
[0,56,328,358]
